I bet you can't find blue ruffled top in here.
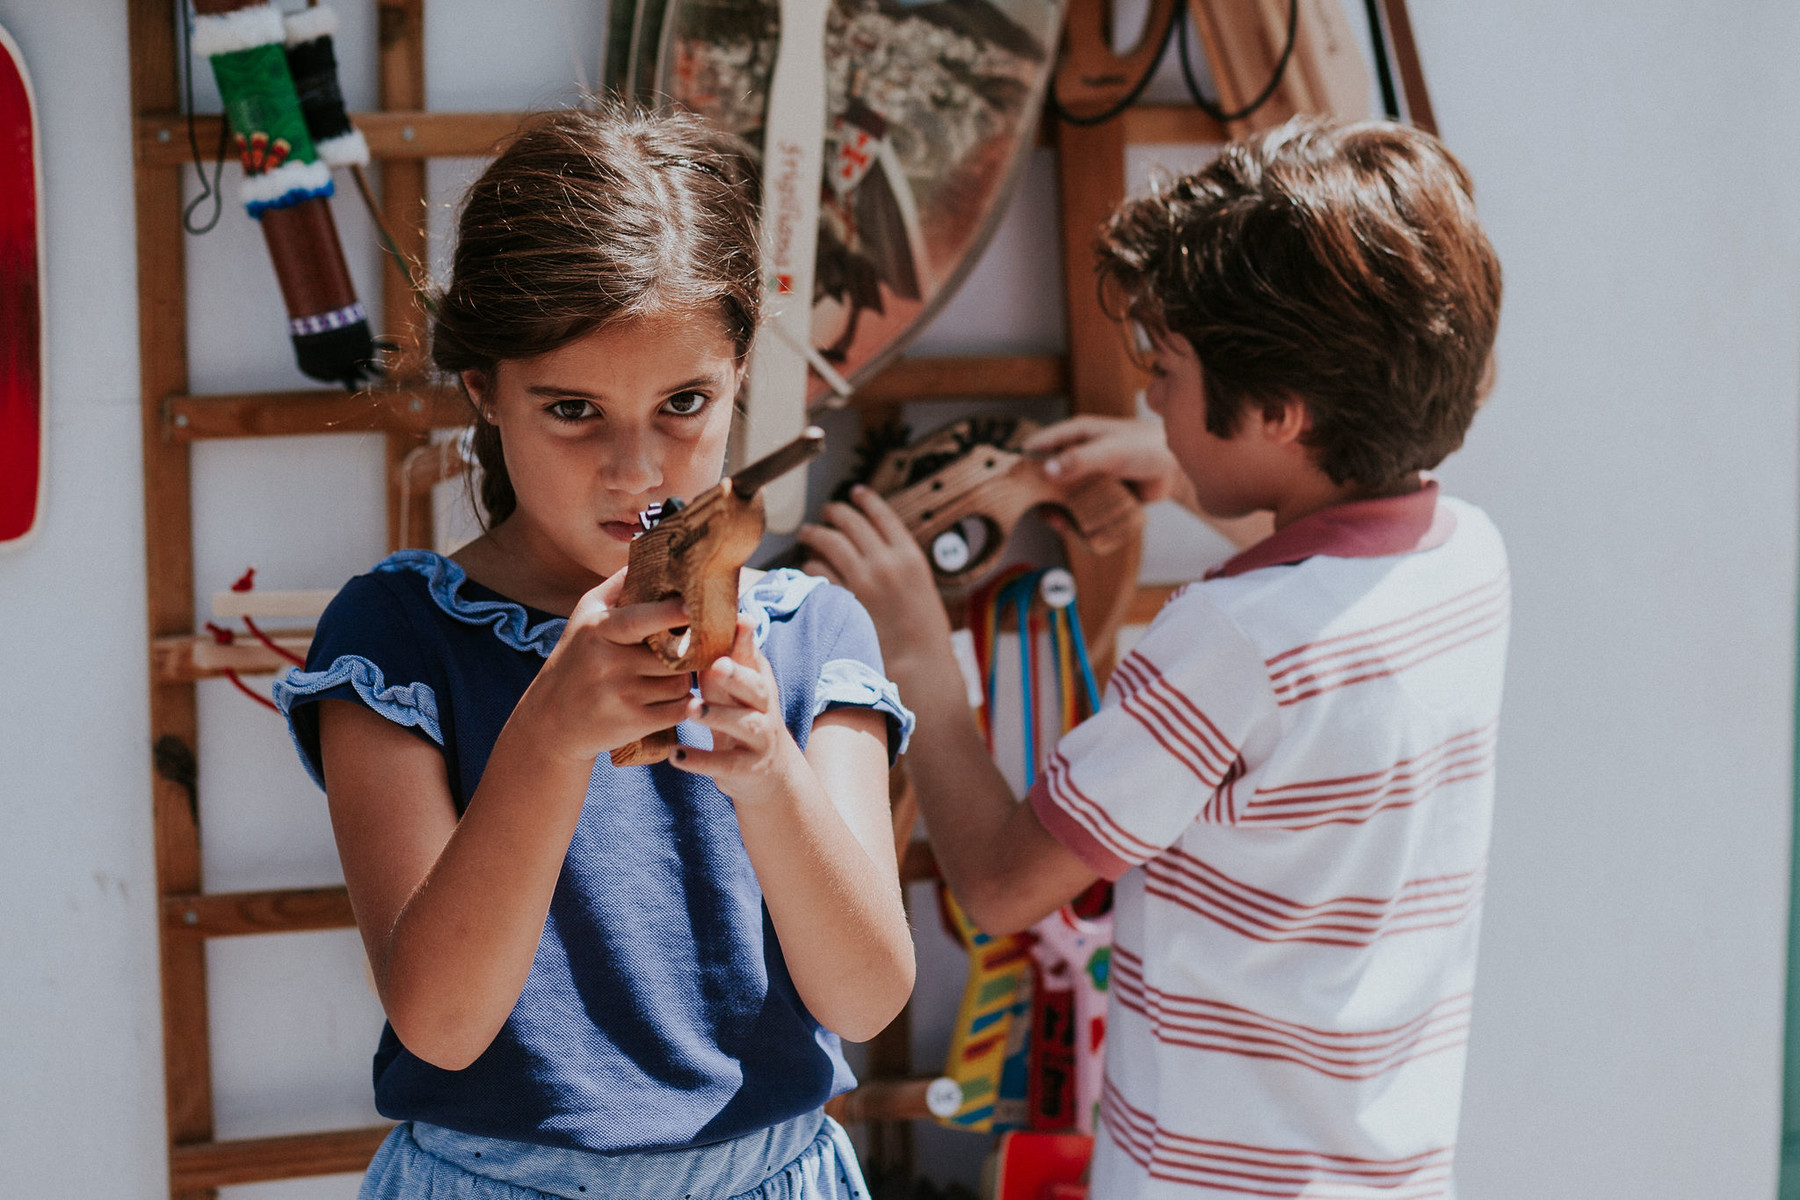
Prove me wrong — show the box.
[274,551,912,1154]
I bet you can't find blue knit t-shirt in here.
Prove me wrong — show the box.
[275,551,913,1154]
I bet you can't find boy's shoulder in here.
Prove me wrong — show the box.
[1152,490,1507,670]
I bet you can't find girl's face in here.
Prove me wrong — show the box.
[466,307,742,583]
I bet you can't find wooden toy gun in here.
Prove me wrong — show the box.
[611,426,826,767]
[853,417,1144,593]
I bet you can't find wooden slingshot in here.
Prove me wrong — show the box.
[857,416,1144,594]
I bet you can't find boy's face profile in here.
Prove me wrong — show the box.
[1143,329,1296,522]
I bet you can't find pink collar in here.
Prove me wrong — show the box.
[1206,481,1455,580]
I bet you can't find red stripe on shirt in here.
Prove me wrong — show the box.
[1114,652,1240,784]
[1143,852,1485,947]
[1268,588,1509,707]
[1045,750,1165,864]
[1241,725,1497,828]
[1102,1077,1453,1197]
[1110,948,1471,1080]
[1264,572,1509,672]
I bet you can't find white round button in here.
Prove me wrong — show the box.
[925,1076,964,1118]
[1039,567,1077,609]
[932,529,972,573]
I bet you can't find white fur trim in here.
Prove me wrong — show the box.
[239,158,333,208]
[191,4,286,58]
[283,5,340,45]
[313,128,368,168]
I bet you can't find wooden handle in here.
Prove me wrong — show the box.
[609,483,766,766]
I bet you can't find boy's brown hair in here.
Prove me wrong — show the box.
[1095,118,1502,489]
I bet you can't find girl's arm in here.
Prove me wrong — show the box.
[319,577,692,1071]
[674,623,915,1042]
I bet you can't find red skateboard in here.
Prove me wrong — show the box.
[0,22,42,550]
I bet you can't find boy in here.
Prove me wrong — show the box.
[798,118,1506,1198]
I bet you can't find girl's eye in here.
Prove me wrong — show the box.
[547,399,596,422]
[664,391,708,417]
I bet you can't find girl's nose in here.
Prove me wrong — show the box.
[602,427,661,494]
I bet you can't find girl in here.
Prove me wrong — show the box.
[275,106,915,1200]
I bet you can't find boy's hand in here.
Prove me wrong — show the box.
[796,485,954,670]
[1024,414,1193,507]
[670,617,798,802]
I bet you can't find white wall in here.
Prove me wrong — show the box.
[0,1,1795,1197]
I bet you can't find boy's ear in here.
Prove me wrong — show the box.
[1262,396,1311,446]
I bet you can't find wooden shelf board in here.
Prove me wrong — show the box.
[169,1125,394,1191]
[154,633,312,683]
[164,887,355,939]
[138,110,523,168]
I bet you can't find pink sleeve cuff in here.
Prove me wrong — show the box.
[1027,777,1132,882]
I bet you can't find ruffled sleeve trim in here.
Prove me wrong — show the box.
[377,549,567,657]
[273,654,443,787]
[814,658,915,758]
[373,555,829,658]
[741,569,829,648]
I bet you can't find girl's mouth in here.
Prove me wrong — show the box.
[600,521,640,543]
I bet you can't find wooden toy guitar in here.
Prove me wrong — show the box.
[854,416,1144,594]
[611,426,826,767]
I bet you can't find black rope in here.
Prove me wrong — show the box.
[179,7,229,235]
[1361,0,1403,120]
[1176,0,1300,125]
[1048,1,1182,129]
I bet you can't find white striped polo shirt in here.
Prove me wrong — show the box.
[1027,483,1508,1200]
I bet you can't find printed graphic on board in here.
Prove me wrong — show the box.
[610,0,1067,406]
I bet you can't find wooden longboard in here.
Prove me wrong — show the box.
[608,0,1067,529]
[0,23,42,551]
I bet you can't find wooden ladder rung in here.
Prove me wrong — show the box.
[163,356,1073,442]
[169,1125,394,1191]
[825,1076,957,1125]
[138,110,524,167]
[165,387,465,441]
[164,887,355,938]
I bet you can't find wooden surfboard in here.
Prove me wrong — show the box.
[609,0,1068,529]
[0,22,42,551]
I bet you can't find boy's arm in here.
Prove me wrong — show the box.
[1024,414,1273,548]
[798,489,1099,935]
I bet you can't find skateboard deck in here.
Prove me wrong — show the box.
[0,22,42,550]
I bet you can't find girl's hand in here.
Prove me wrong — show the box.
[795,486,953,672]
[671,617,797,801]
[1023,414,1191,506]
[521,568,694,764]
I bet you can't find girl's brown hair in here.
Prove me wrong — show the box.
[1096,118,1502,489]
[432,103,763,524]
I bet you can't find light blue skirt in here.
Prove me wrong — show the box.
[358,1111,869,1200]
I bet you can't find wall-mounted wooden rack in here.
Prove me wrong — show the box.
[129,0,1226,1193]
